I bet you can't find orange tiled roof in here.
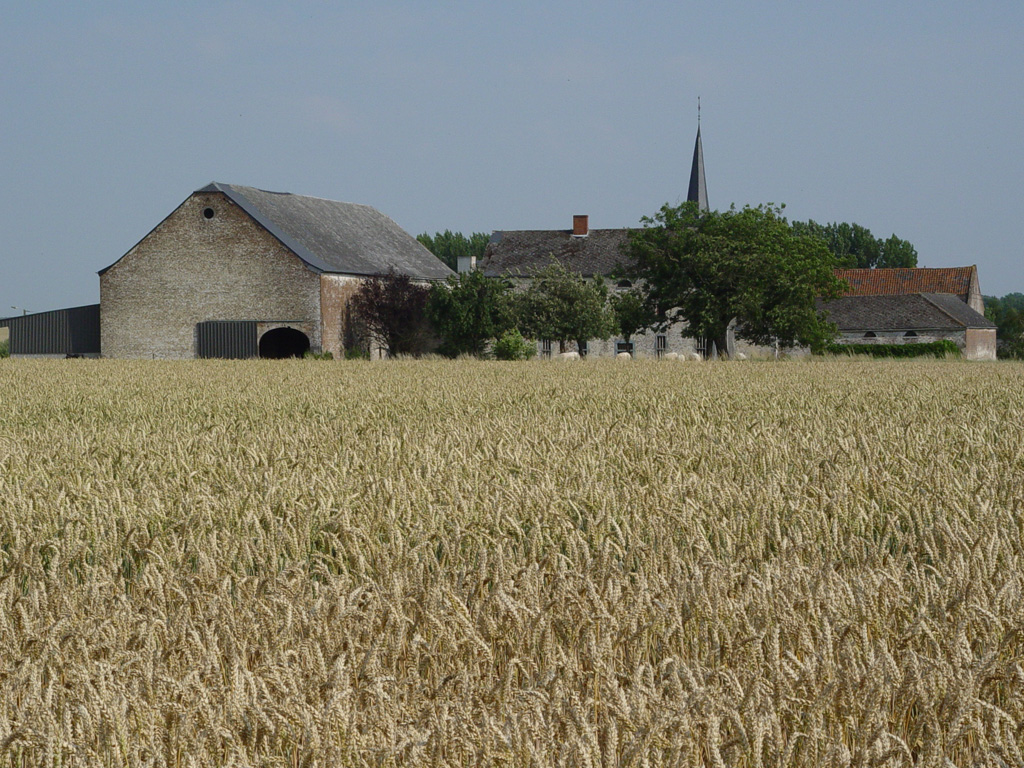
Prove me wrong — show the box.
[834,267,975,298]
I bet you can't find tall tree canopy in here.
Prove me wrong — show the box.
[417,231,490,271]
[426,270,515,357]
[516,261,615,354]
[789,219,918,268]
[628,202,844,355]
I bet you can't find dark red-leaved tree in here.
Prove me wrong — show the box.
[349,268,432,357]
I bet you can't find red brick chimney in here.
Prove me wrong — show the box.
[572,214,589,237]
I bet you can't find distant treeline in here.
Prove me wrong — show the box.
[788,220,917,269]
[984,293,1024,359]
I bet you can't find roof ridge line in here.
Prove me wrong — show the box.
[209,182,374,209]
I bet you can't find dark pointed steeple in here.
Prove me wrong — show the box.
[687,100,708,212]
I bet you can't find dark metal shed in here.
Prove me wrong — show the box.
[195,321,258,359]
[5,305,101,357]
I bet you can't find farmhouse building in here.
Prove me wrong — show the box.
[99,183,452,359]
[478,124,727,358]
[480,218,728,358]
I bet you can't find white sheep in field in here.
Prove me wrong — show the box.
[558,351,580,361]
[688,352,703,361]
[617,352,632,361]
[735,352,748,360]
[663,352,679,360]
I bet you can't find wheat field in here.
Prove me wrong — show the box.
[0,358,1022,767]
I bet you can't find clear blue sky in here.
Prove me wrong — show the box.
[3,1,1022,315]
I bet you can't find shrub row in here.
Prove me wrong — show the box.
[825,339,960,358]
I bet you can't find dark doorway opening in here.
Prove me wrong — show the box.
[259,327,310,358]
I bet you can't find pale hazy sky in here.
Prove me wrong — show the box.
[2,1,1022,315]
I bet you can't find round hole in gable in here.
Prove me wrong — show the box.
[202,207,215,219]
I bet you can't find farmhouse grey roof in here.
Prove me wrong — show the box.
[196,183,453,280]
[818,293,996,332]
[480,228,633,279]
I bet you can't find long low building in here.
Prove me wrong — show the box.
[822,266,996,359]
[818,292,996,359]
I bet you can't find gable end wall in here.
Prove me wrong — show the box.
[967,268,984,314]
[100,192,321,358]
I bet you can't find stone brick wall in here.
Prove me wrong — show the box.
[567,324,703,358]
[319,275,363,358]
[834,329,967,351]
[554,327,774,359]
[101,191,321,359]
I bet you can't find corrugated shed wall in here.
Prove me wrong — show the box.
[8,305,100,356]
[195,321,258,359]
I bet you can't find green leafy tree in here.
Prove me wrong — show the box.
[517,261,615,354]
[790,220,917,268]
[426,270,515,357]
[417,231,490,271]
[628,201,844,355]
[349,268,431,357]
[610,288,656,343]
[984,293,1024,359]
[492,329,536,360]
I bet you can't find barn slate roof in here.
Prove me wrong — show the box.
[835,267,977,301]
[818,292,996,332]
[480,228,633,279]
[196,183,453,280]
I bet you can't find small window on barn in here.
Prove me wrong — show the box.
[202,207,215,219]
[904,330,918,337]
[655,334,667,357]
[863,332,877,338]
[616,279,633,289]
[616,340,634,357]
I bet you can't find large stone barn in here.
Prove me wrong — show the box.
[99,183,453,359]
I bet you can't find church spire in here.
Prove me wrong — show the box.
[687,99,708,212]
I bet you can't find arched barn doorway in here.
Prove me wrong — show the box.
[259,327,310,358]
